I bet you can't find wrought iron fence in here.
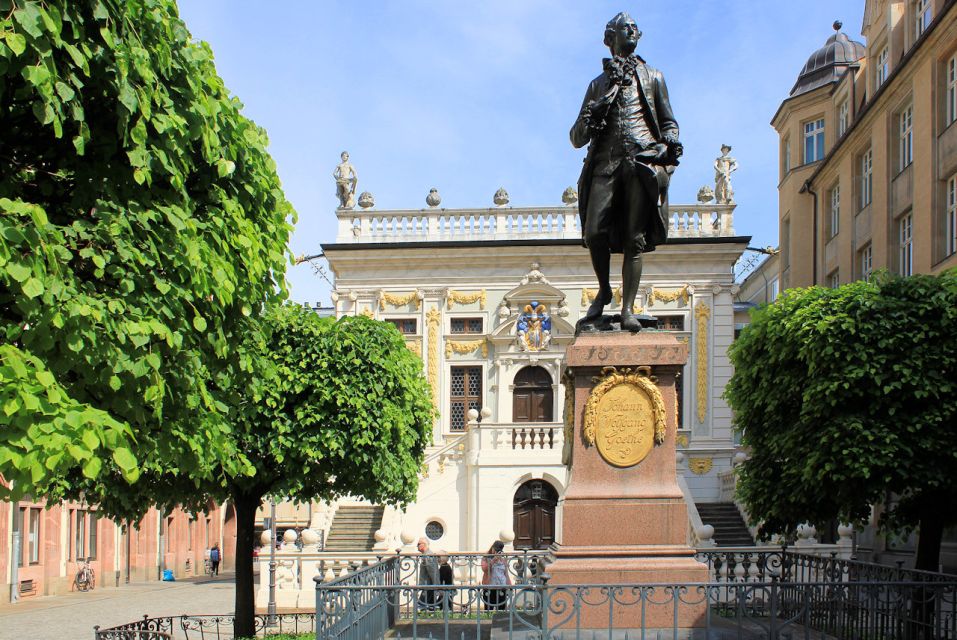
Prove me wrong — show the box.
[316,580,957,640]
[93,613,316,640]
[316,553,957,640]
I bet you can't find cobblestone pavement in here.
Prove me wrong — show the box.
[0,573,238,640]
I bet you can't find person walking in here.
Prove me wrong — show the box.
[438,552,454,610]
[481,540,511,611]
[209,543,221,576]
[416,537,440,610]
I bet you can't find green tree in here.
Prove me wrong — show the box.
[0,0,293,517]
[226,307,433,637]
[726,272,957,571]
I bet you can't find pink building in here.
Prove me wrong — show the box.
[1,491,237,599]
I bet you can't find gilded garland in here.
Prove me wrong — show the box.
[583,367,666,468]
[445,338,488,358]
[379,290,421,310]
[446,289,486,309]
[426,308,441,412]
[647,285,690,307]
[695,303,710,423]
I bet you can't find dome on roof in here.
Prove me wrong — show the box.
[790,23,866,97]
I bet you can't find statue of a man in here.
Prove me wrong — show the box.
[333,151,358,209]
[571,12,682,332]
[714,144,738,204]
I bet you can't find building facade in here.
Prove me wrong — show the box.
[1,494,236,599]
[308,194,749,555]
[774,0,957,288]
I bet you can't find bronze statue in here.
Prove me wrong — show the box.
[571,12,682,332]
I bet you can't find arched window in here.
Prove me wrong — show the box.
[512,366,553,422]
[513,480,559,550]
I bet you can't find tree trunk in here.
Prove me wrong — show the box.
[915,507,944,572]
[233,491,263,639]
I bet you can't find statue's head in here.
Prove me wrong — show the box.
[721,144,732,154]
[604,12,641,57]
[341,151,349,161]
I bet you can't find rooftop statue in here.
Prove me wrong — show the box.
[570,12,683,333]
[714,144,738,204]
[333,151,358,209]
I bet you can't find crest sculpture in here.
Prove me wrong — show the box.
[516,301,552,351]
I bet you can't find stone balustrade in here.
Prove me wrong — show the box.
[334,204,736,244]
[469,421,564,455]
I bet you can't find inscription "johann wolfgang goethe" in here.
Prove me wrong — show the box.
[594,385,654,467]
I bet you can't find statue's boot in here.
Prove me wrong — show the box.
[584,246,613,321]
[620,251,643,333]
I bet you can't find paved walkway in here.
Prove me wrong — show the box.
[0,573,237,640]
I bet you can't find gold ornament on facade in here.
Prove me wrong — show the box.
[688,457,713,475]
[580,287,641,313]
[437,457,446,475]
[426,308,441,412]
[379,290,422,310]
[405,338,422,358]
[695,303,710,423]
[446,289,486,309]
[445,338,488,358]
[360,307,375,319]
[677,434,689,448]
[420,462,430,479]
[647,285,690,307]
[583,367,666,468]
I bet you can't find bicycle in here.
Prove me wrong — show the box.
[74,558,95,592]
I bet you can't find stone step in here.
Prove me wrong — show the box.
[696,502,753,547]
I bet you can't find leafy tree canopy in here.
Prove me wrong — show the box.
[226,306,434,637]
[0,0,294,519]
[726,272,957,569]
[233,307,434,506]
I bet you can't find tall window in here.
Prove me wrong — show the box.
[449,366,481,431]
[899,214,914,276]
[860,244,873,279]
[74,509,87,560]
[947,174,957,258]
[877,47,889,87]
[827,270,840,289]
[828,185,840,238]
[386,318,417,334]
[915,0,931,40]
[861,149,873,208]
[782,137,791,175]
[899,105,914,171]
[838,101,850,137]
[947,55,956,127]
[88,512,98,560]
[769,278,780,302]
[804,119,825,163]
[450,318,483,334]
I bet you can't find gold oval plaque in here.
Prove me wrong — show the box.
[584,369,666,468]
[594,383,654,467]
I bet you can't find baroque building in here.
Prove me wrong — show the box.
[774,0,957,288]
[304,192,751,555]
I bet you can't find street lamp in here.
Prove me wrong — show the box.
[267,498,277,626]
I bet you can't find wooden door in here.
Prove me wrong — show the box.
[513,480,559,550]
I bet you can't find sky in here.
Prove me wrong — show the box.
[176,1,866,306]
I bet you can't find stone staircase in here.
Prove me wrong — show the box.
[324,505,384,552]
[696,502,754,547]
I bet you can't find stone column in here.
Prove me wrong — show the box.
[546,332,709,631]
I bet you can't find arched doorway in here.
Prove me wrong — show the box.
[513,479,558,550]
[512,366,553,422]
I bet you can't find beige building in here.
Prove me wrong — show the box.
[773,0,957,288]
